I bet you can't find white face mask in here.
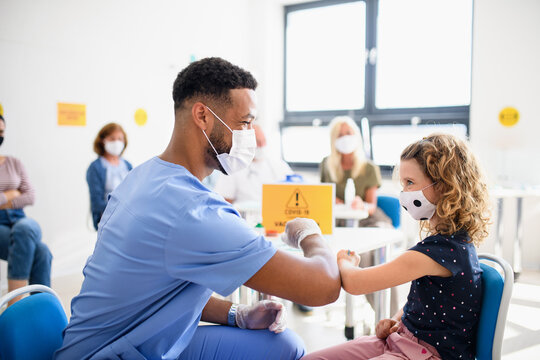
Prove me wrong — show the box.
[399,183,437,221]
[335,135,359,154]
[104,140,125,157]
[202,106,256,175]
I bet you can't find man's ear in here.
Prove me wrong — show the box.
[191,102,211,132]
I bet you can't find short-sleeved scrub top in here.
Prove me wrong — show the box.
[55,157,276,360]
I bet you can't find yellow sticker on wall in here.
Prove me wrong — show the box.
[499,107,519,127]
[262,183,335,234]
[134,108,148,126]
[0,103,4,117]
[57,103,86,126]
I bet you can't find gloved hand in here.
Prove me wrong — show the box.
[281,217,322,249]
[236,300,286,333]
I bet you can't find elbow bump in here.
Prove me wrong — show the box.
[311,278,341,306]
[342,274,359,296]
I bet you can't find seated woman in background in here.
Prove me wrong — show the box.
[86,123,132,230]
[320,116,392,228]
[320,116,397,317]
[0,115,52,305]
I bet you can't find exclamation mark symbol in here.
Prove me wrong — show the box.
[295,192,299,207]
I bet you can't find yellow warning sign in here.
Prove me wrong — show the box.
[57,103,86,126]
[262,183,334,234]
[286,188,308,209]
[499,107,519,127]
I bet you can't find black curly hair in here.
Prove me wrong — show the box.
[172,57,257,110]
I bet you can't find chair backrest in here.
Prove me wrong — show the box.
[476,253,514,360]
[376,195,401,228]
[0,285,68,360]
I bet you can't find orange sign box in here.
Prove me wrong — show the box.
[262,183,334,234]
[57,103,86,126]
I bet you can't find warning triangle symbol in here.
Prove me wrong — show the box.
[286,188,309,209]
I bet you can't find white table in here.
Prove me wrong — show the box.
[232,201,262,227]
[334,204,369,227]
[271,227,406,340]
[491,187,540,278]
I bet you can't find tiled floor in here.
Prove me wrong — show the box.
[47,268,540,359]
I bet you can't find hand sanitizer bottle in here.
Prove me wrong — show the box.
[344,178,356,206]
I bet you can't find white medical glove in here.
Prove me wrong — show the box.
[281,217,322,249]
[236,300,287,334]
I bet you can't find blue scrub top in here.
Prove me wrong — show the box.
[56,157,276,360]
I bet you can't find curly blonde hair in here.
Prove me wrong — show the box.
[400,134,491,246]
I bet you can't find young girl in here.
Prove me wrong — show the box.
[303,134,491,360]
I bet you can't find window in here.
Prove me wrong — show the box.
[375,0,473,109]
[286,1,366,111]
[283,0,473,169]
[281,125,331,165]
[370,123,468,166]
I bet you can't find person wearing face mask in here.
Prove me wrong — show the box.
[0,115,52,306]
[56,57,340,360]
[302,134,490,360]
[214,124,293,204]
[86,123,133,230]
[320,116,398,321]
[321,116,391,228]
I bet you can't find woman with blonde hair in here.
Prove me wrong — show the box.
[320,116,391,227]
[86,123,132,230]
[320,116,396,317]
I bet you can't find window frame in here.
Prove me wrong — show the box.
[282,0,472,171]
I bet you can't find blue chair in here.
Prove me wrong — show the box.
[0,285,68,360]
[476,253,514,360]
[377,195,401,228]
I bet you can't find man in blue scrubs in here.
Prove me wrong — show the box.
[55,57,341,360]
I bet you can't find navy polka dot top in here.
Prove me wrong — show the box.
[402,231,482,360]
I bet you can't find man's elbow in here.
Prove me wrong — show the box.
[305,274,341,306]
[321,281,341,305]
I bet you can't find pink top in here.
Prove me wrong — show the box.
[0,156,35,209]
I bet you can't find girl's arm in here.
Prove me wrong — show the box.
[337,249,451,295]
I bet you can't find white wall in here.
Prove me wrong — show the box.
[1,0,539,277]
[470,0,540,269]
[0,0,276,276]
